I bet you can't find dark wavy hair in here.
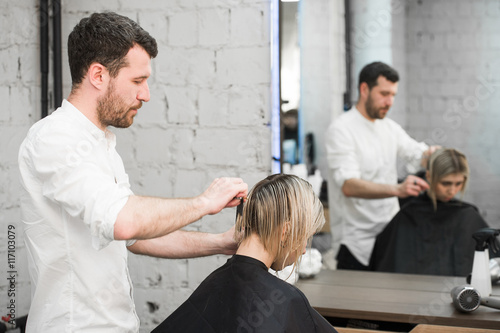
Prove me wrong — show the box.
[68,12,158,89]
[358,61,399,92]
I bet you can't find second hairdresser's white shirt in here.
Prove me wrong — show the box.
[326,107,428,265]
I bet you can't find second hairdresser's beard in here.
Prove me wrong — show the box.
[97,82,142,129]
[365,94,389,120]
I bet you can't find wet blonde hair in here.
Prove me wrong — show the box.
[235,174,325,271]
[427,148,469,210]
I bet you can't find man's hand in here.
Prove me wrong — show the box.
[396,175,429,198]
[199,177,248,215]
[220,225,240,255]
[420,145,442,168]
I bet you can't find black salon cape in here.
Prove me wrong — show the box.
[369,193,488,277]
[152,255,337,333]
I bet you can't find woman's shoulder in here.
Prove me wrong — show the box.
[445,198,479,210]
[279,280,338,332]
[436,199,484,220]
[437,199,489,229]
[399,193,480,213]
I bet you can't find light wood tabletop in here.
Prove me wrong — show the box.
[410,324,500,332]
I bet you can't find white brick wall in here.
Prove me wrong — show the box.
[1,1,272,332]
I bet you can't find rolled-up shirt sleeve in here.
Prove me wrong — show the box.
[29,123,133,250]
[326,122,361,188]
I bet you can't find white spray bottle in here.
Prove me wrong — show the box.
[471,228,500,297]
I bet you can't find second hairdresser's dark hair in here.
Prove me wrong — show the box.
[68,12,158,89]
[358,61,399,92]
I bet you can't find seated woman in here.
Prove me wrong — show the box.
[153,174,337,332]
[369,148,489,277]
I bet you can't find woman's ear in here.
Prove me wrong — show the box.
[280,222,291,245]
[87,63,109,90]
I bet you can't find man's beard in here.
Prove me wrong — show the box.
[97,82,142,129]
[365,94,389,120]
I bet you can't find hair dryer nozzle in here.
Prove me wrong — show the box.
[451,285,481,312]
[451,284,500,313]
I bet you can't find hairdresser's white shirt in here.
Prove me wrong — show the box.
[18,100,139,332]
[326,107,428,266]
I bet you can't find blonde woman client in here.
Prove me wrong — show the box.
[153,174,337,332]
[369,148,489,276]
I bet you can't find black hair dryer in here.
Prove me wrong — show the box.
[470,228,500,297]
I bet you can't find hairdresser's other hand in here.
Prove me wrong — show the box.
[200,177,248,215]
[420,145,441,168]
[220,224,239,255]
[396,175,429,198]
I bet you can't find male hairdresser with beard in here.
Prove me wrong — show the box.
[325,61,439,271]
[18,12,247,332]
